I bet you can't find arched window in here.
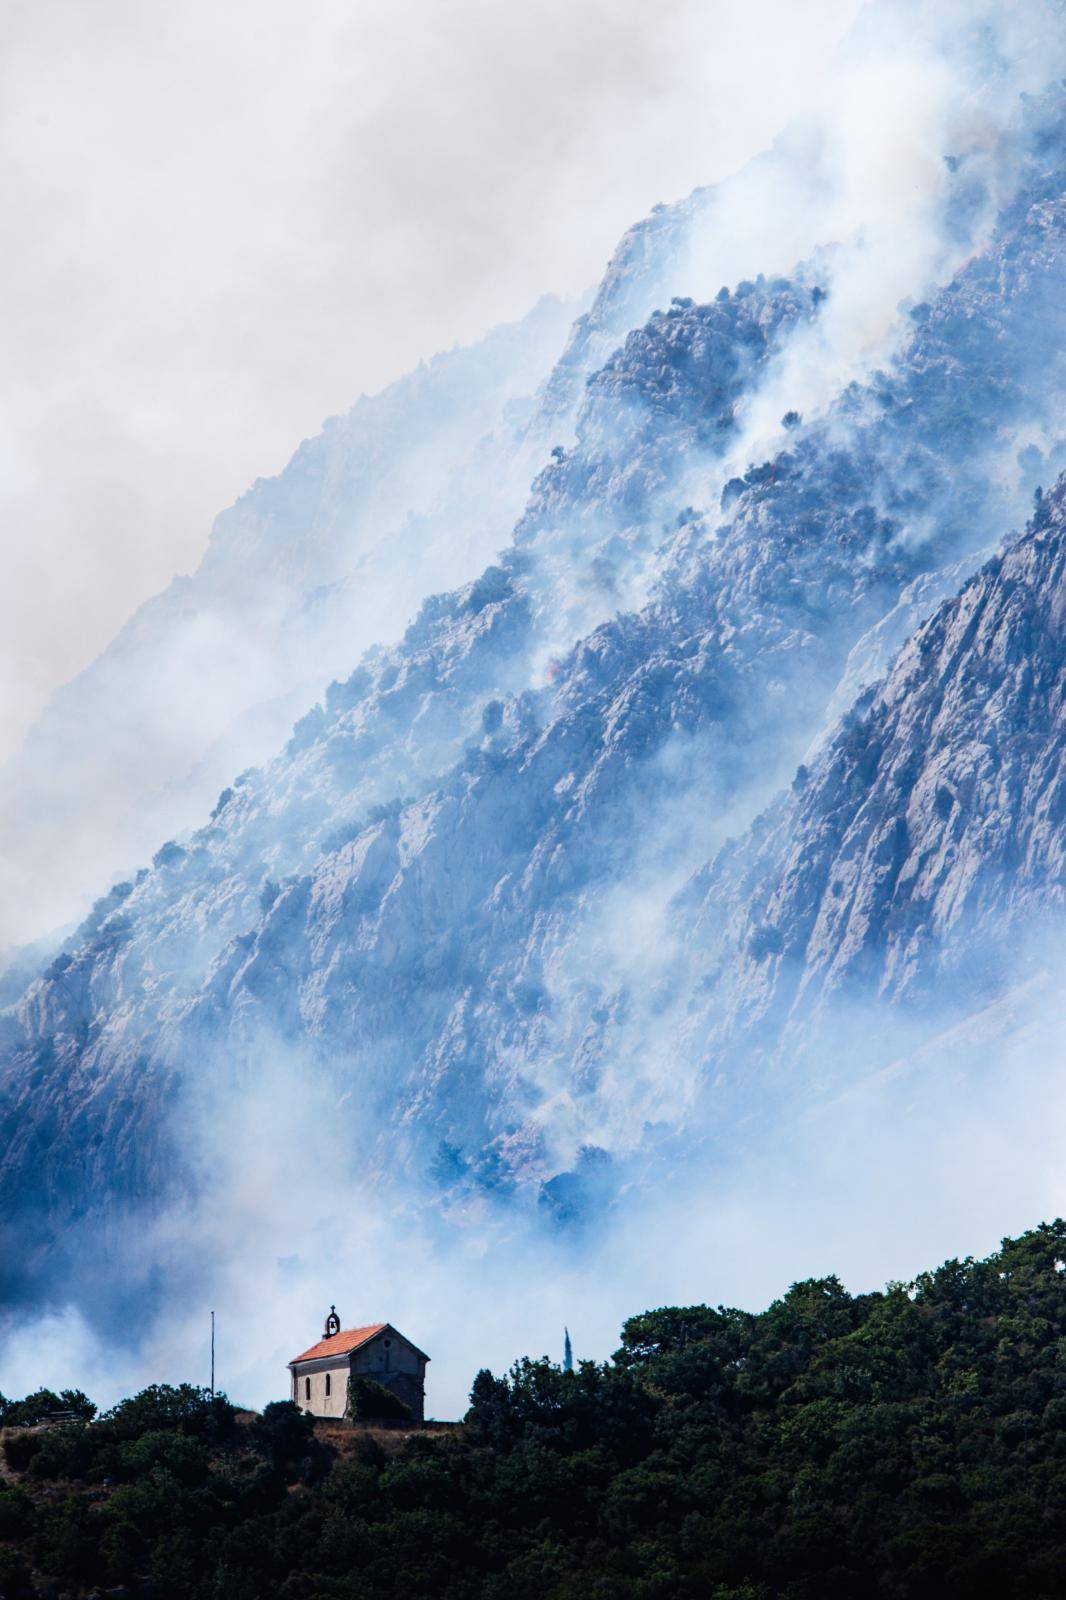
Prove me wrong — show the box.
[325,1372,331,1398]
[305,1376,311,1401]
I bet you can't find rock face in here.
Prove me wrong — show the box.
[8,85,1066,1318]
[680,482,1066,1069]
[0,275,826,1285]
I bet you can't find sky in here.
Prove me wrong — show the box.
[0,0,862,762]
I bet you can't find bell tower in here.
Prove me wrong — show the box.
[323,1304,341,1338]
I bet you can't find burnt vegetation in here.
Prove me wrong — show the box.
[1,1225,1064,1598]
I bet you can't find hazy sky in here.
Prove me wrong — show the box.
[0,0,862,761]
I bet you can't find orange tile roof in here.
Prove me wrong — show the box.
[289,1322,387,1365]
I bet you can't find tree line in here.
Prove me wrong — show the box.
[0,1222,1063,1598]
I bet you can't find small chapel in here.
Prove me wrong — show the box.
[288,1307,429,1422]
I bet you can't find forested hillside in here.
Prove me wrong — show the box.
[1,1223,1063,1599]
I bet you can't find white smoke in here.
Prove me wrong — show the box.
[4,966,1064,1418]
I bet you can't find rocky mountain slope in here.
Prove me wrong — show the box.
[7,72,1066,1328]
[679,478,1066,1076]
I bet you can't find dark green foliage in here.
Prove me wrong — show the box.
[0,1386,96,1426]
[466,1357,657,1464]
[1,1431,39,1475]
[0,1540,32,1598]
[1,1226,1065,1598]
[20,1423,96,1481]
[118,1428,211,1486]
[100,1381,235,1441]
[0,1485,32,1539]
[249,1399,316,1469]
[31,1495,97,1581]
[347,1377,414,1422]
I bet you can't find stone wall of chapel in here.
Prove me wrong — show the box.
[293,1356,349,1418]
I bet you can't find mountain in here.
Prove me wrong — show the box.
[6,61,1066,1338]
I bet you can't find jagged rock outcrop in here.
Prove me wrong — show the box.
[681,480,1066,1068]
[0,268,828,1301]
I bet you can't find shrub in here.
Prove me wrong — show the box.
[2,1432,41,1474]
[152,840,186,869]
[748,923,784,960]
[101,1383,234,1443]
[248,1401,315,1470]
[25,1424,95,1481]
[0,1484,32,1539]
[347,1377,413,1422]
[32,1496,96,1580]
[0,1542,32,1598]
[99,1516,143,1584]
[0,1387,95,1427]
[118,1428,210,1486]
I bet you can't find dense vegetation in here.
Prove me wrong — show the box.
[1,1224,1064,1599]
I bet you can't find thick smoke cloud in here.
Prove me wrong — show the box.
[0,0,860,765]
[3,973,1064,1418]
